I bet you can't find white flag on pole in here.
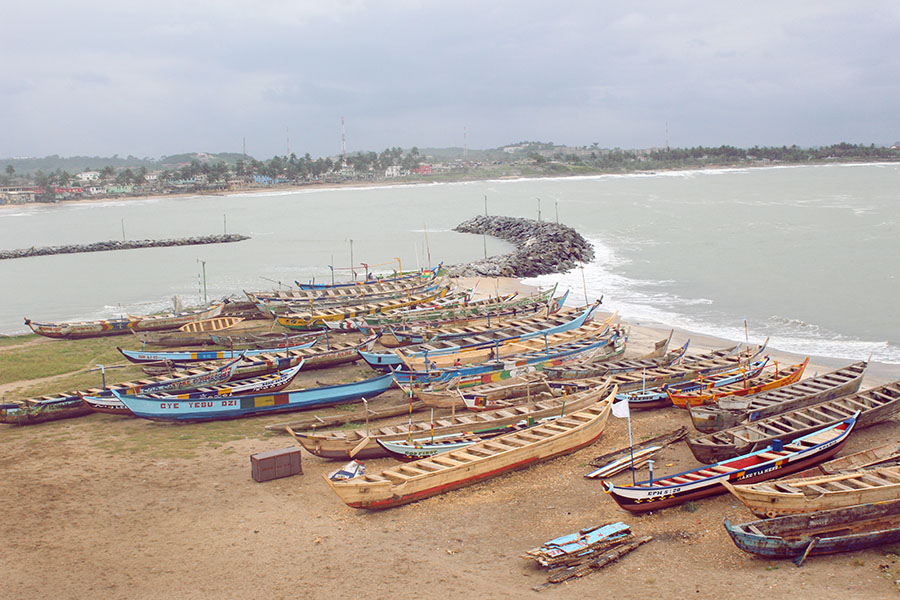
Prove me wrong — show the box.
[611,398,630,419]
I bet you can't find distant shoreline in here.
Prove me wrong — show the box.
[3,160,898,212]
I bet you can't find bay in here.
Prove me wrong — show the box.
[2,163,898,364]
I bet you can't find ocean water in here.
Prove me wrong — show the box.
[2,163,898,364]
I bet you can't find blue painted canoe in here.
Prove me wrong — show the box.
[117,337,318,364]
[114,370,394,421]
[724,498,900,562]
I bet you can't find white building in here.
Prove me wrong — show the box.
[76,171,100,182]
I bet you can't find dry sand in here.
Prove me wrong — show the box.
[3,277,900,599]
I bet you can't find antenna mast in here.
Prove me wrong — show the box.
[341,117,347,166]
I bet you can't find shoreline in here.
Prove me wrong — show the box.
[462,276,900,388]
[3,160,898,213]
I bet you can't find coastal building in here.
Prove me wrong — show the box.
[384,165,403,178]
[76,171,100,182]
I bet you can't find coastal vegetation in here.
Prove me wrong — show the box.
[1,141,898,204]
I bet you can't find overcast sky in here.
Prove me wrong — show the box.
[2,2,899,159]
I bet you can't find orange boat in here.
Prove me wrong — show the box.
[667,358,809,408]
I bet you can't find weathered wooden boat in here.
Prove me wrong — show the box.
[722,466,900,518]
[601,416,856,513]
[793,441,900,478]
[252,270,439,302]
[389,333,622,387]
[265,397,427,432]
[115,369,393,421]
[0,357,242,425]
[117,336,319,364]
[359,286,563,329]
[585,427,688,478]
[324,388,615,509]
[276,285,452,330]
[134,316,246,346]
[389,310,615,371]
[250,278,444,314]
[689,361,867,433]
[207,329,320,348]
[362,306,611,370]
[375,415,556,461]
[667,357,809,408]
[380,299,584,349]
[622,358,768,410]
[686,380,900,463]
[81,363,304,415]
[461,376,563,411]
[129,304,225,332]
[24,315,138,339]
[639,330,675,359]
[296,263,442,290]
[290,383,611,460]
[723,498,900,564]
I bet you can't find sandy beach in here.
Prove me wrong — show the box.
[3,276,900,599]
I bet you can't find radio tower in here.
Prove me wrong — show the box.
[341,117,347,166]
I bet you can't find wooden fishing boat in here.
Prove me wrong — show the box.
[362,306,611,370]
[117,336,318,364]
[389,333,622,388]
[724,498,900,564]
[115,369,393,422]
[130,304,224,332]
[290,384,611,460]
[375,415,554,461]
[585,427,688,478]
[389,309,615,371]
[639,330,674,359]
[134,316,246,346]
[81,363,304,415]
[622,358,768,410]
[380,301,587,349]
[0,357,242,425]
[324,389,615,509]
[24,315,138,339]
[722,466,900,518]
[296,263,441,290]
[276,285,451,330]
[686,381,900,463]
[265,397,428,432]
[360,286,563,329]
[601,416,856,513]
[667,357,809,408]
[689,361,867,433]
[793,442,900,478]
[207,329,319,348]
[252,271,439,302]
[250,278,444,314]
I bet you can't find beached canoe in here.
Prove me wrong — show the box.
[296,264,442,290]
[134,316,246,346]
[81,363,304,415]
[724,498,900,564]
[601,416,856,513]
[129,304,224,332]
[689,360,867,433]
[792,441,900,478]
[667,357,809,408]
[275,285,451,330]
[115,369,393,421]
[686,380,900,463]
[324,388,615,509]
[622,358,768,409]
[24,304,225,339]
[721,466,900,518]
[117,336,319,364]
[0,357,242,425]
[290,383,610,460]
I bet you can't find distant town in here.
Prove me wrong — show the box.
[2,141,898,204]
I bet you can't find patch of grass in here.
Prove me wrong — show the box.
[681,501,699,513]
[0,334,137,387]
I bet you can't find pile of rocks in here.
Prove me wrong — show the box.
[446,215,594,277]
[0,234,250,260]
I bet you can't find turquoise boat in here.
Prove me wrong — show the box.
[114,370,394,421]
[117,337,318,364]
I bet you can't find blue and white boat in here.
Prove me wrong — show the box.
[117,337,319,364]
[114,370,394,421]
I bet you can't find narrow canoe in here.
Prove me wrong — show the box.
[134,316,246,346]
[115,370,394,421]
[117,336,318,364]
[324,388,615,509]
[601,416,855,513]
[689,361,867,433]
[130,304,224,332]
[667,358,809,408]
[296,264,441,290]
[724,498,900,562]
[686,381,900,463]
[290,383,611,460]
[722,465,900,518]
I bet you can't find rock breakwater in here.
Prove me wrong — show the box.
[446,216,594,278]
[0,234,250,260]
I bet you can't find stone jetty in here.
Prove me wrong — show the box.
[446,216,594,277]
[0,234,250,260]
